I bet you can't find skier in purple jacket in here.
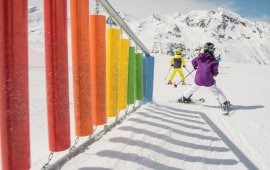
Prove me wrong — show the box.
[178,42,230,110]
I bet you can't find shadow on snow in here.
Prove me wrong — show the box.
[152,102,259,170]
[93,102,258,169]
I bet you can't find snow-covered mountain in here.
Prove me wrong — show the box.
[28,6,44,42]
[28,6,270,65]
[26,6,270,170]
[126,7,270,65]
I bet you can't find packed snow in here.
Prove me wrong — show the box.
[5,4,270,170]
[28,53,270,170]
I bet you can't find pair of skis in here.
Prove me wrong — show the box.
[170,98,231,116]
[166,82,191,86]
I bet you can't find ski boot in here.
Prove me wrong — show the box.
[177,96,192,103]
[167,80,173,85]
[221,101,230,112]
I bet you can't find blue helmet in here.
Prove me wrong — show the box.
[203,42,215,53]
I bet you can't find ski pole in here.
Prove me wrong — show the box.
[184,67,194,78]
[164,66,173,80]
[174,69,196,87]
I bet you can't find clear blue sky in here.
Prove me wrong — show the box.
[107,0,270,21]
[230,0,270,21]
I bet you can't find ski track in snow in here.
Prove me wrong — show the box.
[28,54,270,170]
[62,103,241,170]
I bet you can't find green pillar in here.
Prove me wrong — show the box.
[127,47,135,104]
[136,53,143,100]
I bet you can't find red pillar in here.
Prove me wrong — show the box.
[44,0,71,152]
[0,0,30,170]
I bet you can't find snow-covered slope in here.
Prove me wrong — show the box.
[28,54,270,170]
[28,6,44,43]
[127,7,270,65]
[28,6,73,67]
[28,6,46,67]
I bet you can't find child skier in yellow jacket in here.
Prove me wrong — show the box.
[168,49,186,85]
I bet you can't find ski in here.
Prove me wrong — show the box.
[222,112,229,116]
[222,107,237,116]
[172,82,192,87]
[166,83,191,86]
[220,103,231,116]
[169,98,205,104]
[165,82,176,85]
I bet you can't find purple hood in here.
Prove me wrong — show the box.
[192,52,219,87]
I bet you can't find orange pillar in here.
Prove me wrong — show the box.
[89,15,106,125]
[70,0,93,136]
[44,0,70,151]
[0,0,30,169]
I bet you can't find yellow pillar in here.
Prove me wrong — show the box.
[106,28,120,117]
[118,39,130,110]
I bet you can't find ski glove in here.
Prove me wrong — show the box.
[183,65,186,67]
[171,64,174,67]
[193,66,198,70]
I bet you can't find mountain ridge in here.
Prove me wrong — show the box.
[28,6,270,65]
[126,7,270,65]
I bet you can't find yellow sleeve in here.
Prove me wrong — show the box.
[170,57,174,65]
[181,55,186,66]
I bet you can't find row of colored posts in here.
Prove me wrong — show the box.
[0,0,154,169]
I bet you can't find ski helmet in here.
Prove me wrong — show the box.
[203,42,215,53]
[175,49,181,55]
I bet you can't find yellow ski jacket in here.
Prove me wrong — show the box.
[170,54,186,68]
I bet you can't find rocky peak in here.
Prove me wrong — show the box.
[151,12,161,21]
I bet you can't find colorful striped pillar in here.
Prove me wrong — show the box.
[106,28,120,117]
[70,0,93,136]
[136,53,144,100]
[134,53,137,100]
[89,15,107,125]
[127,47,136,105]
[44,0,71,151]
[143,56,155,102]
[118,39,130,110]
[0,0,30,169]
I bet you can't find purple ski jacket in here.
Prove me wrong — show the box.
[192,51,219,87]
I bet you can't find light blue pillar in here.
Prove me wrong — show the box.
[143,56,155,102]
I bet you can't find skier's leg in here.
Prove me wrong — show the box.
[208,83,228,104]
[183,84,200,99]
[168,69,177,81]
[178,84,200,102]
[178,68,185,83]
